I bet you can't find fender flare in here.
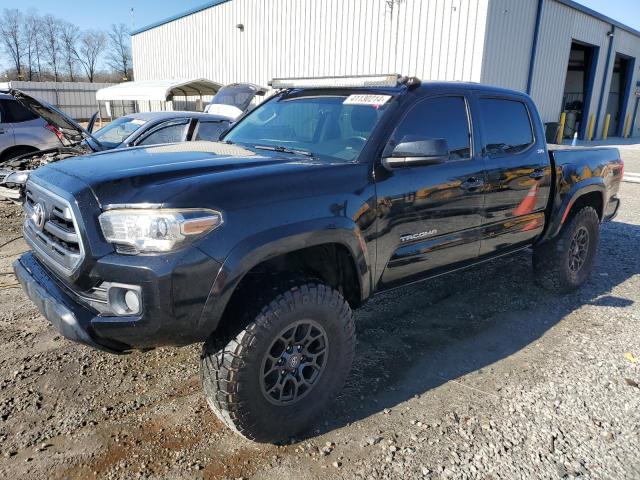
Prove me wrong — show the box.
[541,179,605,242]
[195,216,370,337]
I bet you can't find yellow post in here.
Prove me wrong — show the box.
[602,113,611,140]
[587,114,595,141]
[623,113,631,138]
[556,112,566,144]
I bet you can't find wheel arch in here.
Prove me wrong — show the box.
[540,180,605,243]
[196,217,370,339]
[0,144,39,162]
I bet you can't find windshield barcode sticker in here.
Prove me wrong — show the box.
[343,94,391,106]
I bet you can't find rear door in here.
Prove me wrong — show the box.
[1,99,53,149]
[375,94,486,289]
[0,100,16,157]
[473,95,551,256]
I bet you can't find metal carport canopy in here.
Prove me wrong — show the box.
[95,79,222,101]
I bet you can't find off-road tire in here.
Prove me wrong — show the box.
[533,206,600,293]
[201,280,355,443]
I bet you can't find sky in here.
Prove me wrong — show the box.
[0,0,637,33]
[0,0,208,31]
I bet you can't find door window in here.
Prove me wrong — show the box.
[138,121,189,146]
[0,99,38,123]
[194,120,230,141]
[390,96,471,160]
[478,98,534,157]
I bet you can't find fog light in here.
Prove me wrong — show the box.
[124,290,140,313]
[106,283,142,316]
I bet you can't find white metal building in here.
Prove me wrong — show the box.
[131,0,640,139]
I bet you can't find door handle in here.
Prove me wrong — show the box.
[530,168,546,179]
[460,177,484,191]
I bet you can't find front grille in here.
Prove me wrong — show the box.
[23,180,85,276]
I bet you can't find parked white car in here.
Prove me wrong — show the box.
[204,83,267,120]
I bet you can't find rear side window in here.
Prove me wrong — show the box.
[478,98,534,157]
[194,120,229,141]
[0,99,38,123]
[390,96,471,160]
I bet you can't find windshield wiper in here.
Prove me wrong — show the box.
[252,144,315,157]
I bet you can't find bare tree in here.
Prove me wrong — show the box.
[60,21,79,81]
[74,30,106,82]
[24,10,41,80]
[106,23,132,80]
[0,9,24,79]
[41,14,62,81]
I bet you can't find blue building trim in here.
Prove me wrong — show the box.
[594,26,616,139]
[578,44,600,140]
[617,55,636,136]
[526,0,545,95]
[131,0,232,35]
[631,95,640,137]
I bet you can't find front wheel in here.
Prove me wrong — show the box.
[201,281,355,442]
[533,206,600,293]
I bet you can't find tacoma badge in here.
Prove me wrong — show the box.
[400,230,438,243]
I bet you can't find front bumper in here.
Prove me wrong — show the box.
[603,196,620,221]
[0,185,22,201]
[14,249,223,353]
[14,253,127,353]
[0,169,23,202]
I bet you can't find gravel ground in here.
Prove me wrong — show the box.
[0,180,638,479]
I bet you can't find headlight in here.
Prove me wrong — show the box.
[98,208,223,254]
[4,171,30,185]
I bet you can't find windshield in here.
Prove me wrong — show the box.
[93,117,147,149]
[210,84,259,111]
[223,94,390,162]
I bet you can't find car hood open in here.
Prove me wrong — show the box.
[9,89,102,149]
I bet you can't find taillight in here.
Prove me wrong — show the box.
[45,123,65,143]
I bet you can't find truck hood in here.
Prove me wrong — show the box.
[40,141,319,206]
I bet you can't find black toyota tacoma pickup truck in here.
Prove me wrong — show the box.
[14,75,623,442]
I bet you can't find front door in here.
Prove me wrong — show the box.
[375,94,486,290]
[473,95,551,256]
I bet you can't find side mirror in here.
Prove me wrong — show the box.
[87,111,98,133]
[382,137,449,170]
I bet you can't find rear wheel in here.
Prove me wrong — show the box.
[200,280,355,442]
[533,206,600,293]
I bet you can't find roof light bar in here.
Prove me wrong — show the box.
[269,74,411,89]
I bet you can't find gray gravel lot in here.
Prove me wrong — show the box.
[0,170,638,479]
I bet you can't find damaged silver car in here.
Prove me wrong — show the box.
[0,89,103,203]
[0,90,236,203]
